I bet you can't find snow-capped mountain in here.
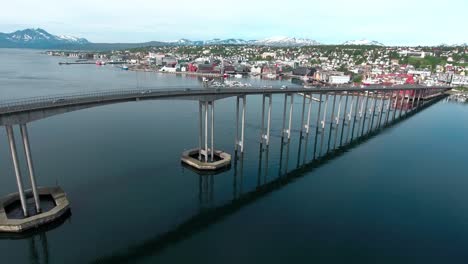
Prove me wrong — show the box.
[439,43,467,47]
[166,36,320,46]
[254,36,321,46]
[0,28,89,48]
[204,38,254,45]
[342,39,384,46]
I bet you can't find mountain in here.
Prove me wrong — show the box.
[439,43,467,47]
[254,36,321,46]
[342,39,384,46]
[204,38,254,45]
[165,37,319,46]
[0,28,89,48]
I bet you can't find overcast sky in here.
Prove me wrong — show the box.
[0,0,466,45]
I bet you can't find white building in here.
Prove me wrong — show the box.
[159,66,177,73]
[329,75,351,84]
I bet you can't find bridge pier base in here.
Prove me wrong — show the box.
[181,100,231,171]
[1,124,70,233]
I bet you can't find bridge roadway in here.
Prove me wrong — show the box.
[0,85,451,125]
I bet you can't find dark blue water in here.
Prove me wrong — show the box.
[0,49,467,264]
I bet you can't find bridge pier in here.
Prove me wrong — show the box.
[313,94,323,160]
[6,125,28,217]
[1,124,70,233]
[350,93,360,142]
[334,94,344,149]
[376,92,385,129]
[360,94,369,136]
[260,94,272,146]
[319,94,329,156]
[235,96,246,152]
[20,124,41,213]
[344,94,354,145]
[182,100,231,170]
[281,94,294,140]
[398,91,405,119]
[327,94,337,152]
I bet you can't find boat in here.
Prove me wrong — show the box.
[265,73,276,79]
[234,74,242,78]
[122,65,129,70]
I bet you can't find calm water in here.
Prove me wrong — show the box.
[0,49,468,264]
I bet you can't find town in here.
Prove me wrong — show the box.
[47,44,468,87]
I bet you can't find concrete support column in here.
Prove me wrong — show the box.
[404,90,411,115]
[392,91,398,122]
[261,95,265,143]
[377,92,385,129]
[235,97,239,151]
[266,95,271,145]
[300,95,306,135]
[410,89,417,110]
[385,92,392,126]
[360,92,370,136]
[305,93,313,134]
[20,124,41,213]
[368,92,378,134]
[319,94,329,155]
[211,102,214,162]
[198,101,215,162]
[398,90,405,118]
[344,94,354,145]
[235,96,246,153]
[287,95,294,140]
[350,94,360,141]
[204,101,208,162]
[260,94,272,145]
[281,94,287,138]
[198,102,202,160]
[6,125,28,217]
[241,96,246,152]
[336,94,345,149]
[281,94,294,140]
[327,94,337,151]
[313,93,323,160]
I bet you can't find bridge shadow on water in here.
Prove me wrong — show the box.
[92,95,446,263]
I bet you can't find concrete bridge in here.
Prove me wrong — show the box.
[0,85,451,233]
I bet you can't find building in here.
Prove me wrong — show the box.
[329,75,351,84]
[159,66,177,73]
[251,65,262,75]
[292,67,316,76]
[197,64,220,74]
[261,52,276,59]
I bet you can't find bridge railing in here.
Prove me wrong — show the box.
[0,88,167,112]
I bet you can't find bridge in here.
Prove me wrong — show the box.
[0,85,451,233]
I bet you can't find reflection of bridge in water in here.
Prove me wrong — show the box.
[92,91,447,264]
[0,85,450,234]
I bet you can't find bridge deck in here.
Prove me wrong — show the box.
[0,85,451,117]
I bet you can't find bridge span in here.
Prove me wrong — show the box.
[0,85,451,233]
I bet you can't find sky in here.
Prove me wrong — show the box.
[0,0,467,45]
